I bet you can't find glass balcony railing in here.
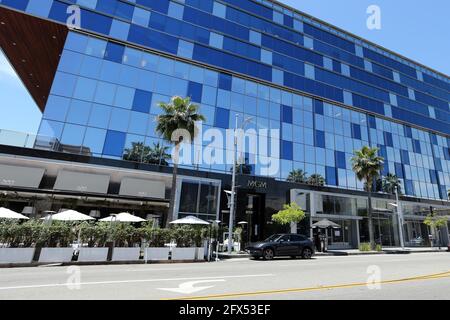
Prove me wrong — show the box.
[0,129,38,149]
[0,129,62,152]
[0,128,169,164]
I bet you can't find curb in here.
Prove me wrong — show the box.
[0,259,208,269]
[216,252,385,259]
[217,249,448,259]
[1,251,447,267]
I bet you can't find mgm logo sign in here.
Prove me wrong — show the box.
[247,180,267,189]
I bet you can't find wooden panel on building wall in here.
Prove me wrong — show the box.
[0,7,68,111]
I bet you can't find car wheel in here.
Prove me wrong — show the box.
[302,248,313,259]
[263,248,274,260]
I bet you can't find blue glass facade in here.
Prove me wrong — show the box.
[1,0,449,202]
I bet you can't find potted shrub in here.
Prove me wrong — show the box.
[77,222,109,262]
[38,221,75,263]
[144,227,171,261]
[0,220,37,264]
[192,226,208,261]
[111,224,141,262]
[171,226,205,261]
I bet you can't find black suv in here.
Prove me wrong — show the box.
[246,234,315,260]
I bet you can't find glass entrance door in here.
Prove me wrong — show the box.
[328,220,353,249]
[313,220,355,249]
[374,217,395,247]
[241,193,265,244]
[404,220,429,247]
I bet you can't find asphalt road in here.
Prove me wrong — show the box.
[0,253,449,300]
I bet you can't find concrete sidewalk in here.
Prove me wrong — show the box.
[217,247,449,259]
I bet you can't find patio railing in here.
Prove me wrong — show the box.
[0,129,63,152]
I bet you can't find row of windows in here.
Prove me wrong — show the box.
[63,33,319,107]
[222,1,450,100]
[182,0,450,96]
[223,0,450,91]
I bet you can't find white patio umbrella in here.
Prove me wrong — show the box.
[0,207,30,220]
[170,215,210,225]
[100,212,146,223]
[43,209,95,222]
[312,219,341,229]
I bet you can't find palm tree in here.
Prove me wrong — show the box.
[232,163,253,175]
[287,169,308,184]
[382,173,402,195]
[123,142,171,166]
[156,96,205,226]
[351,146,384,250]
[145,142,171,166]
[123,142,150,162]
[307,174,325,186]
[231,156,253,175]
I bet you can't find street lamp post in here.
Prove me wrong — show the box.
[395,186,405,249]
[228,115,239,254]
[209,220,221,261]
[227,115,253,254]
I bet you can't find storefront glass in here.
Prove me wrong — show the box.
[313,193,360,249]
[178,179,220,220]
[315,194,358,216]
[401,202,450,247]
[403,220,430,247]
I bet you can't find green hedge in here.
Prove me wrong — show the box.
[0,220,209,248]
[0,220,74,248]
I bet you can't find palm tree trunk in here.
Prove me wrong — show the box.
[166,142,180,228]
[367,190,375,250]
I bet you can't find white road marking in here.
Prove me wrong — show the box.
[0,274,273,291]
[158,280,226,294]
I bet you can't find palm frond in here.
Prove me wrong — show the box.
[155,96,206,144]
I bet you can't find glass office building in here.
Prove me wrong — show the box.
[0,0,449,248]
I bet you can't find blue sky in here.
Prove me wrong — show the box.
[0,0,449,134]
[0,52,42,133]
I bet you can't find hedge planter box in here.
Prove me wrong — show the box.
[196,247,205,261]
[0,248,35,264]
[39,248,74,263]
[172,247,197,261]
[78,248,108,262]
[112,248,141,262]
[145,248,170,261]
